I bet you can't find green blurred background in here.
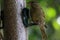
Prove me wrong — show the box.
[0,0,60,40]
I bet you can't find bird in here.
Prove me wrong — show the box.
[28,0,47,40]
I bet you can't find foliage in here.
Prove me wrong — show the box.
[0,0,60,40]
[27,0,60,40]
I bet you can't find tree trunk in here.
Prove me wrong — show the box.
[3,0,27,40]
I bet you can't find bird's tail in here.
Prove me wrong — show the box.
[39,23,47,40]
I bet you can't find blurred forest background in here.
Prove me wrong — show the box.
[0,0,60,40]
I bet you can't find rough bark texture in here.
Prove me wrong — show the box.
[3,0,27,40]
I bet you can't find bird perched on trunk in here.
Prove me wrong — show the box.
[28,0,47,40]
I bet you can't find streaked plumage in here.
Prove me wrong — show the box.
[29,1,47,40]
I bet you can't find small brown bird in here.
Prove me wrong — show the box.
[28,0,47,40]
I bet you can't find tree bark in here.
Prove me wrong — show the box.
[3,0,27,40]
